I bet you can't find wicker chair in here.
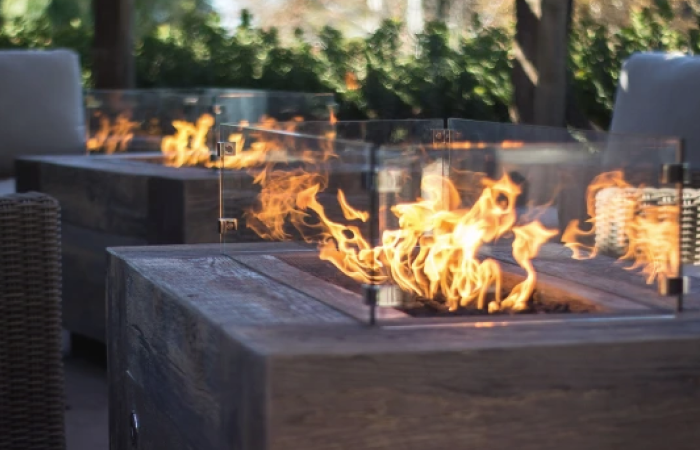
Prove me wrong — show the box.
[0,192,65,450]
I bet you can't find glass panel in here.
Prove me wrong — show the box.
[219,125,382,320]
[85,89,218,156]
[288,119,445,145]
[447,118,612,144]
[85,89,335,160]
[216,118,684,324]
[85,90,164,154]
[373,135,682,322]
[215,92,336,131]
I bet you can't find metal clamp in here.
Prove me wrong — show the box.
[658,276,688,297]
[363,284,407,308]
[218,218,238,235]
[432,129,452,144]
[376,168,403,194]
[216,141,237,157]
[660,163,690,185]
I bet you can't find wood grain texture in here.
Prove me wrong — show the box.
[109,244,700,450]
[483,241,696,311]
[108,243,355,450]
[14,155,264,342]
[63,223,146,341]
[15,154,223,240]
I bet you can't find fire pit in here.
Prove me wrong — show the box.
[85,88,336,154]
[15,90,335,343]
[107,121,700,450]
[217,119,694,321]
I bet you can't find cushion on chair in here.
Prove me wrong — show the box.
[610,51,700,166]
[0,49,85,177]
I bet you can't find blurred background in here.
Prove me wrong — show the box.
[1,0,699,129]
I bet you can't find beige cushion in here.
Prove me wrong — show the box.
[610,51,700,166]
[0,49,85,177]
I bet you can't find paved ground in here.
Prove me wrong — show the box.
[64,357,108,450]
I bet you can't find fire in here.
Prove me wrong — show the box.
[86,113,138,154]
[161,114,215,167]
[444,140,524,149]
[562,170,680,286]
[344,72,359,91]
[160,114,309,168]
[228,129,679,312]
[230,129,558,312]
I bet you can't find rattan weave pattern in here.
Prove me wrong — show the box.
[595,187,699,265]
[0,192,65,450]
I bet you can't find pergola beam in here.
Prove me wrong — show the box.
[512,0,571,127]
[92,0,135,89]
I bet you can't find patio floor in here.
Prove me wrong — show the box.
[65,357,108,450]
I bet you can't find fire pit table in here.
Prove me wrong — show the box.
[108,122,700,450]
[15,89,335,344]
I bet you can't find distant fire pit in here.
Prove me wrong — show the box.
[16,89,335,344]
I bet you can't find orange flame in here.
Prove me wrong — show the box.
[160,114,315,168]
[445,140,523,150]
[562,170,679,285]
[229,129,558,312]
[86,113,138,154]
[227,127,679,311]
[344,72,359,91]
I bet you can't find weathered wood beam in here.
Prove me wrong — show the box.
[92,0,135,88]
[512,0,572,127]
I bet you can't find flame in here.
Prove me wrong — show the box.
[86,113,138,154]
[562,170,679,285]
[227,127,678,311]
[232,132,558,312]
[344,72,359,91]
[161,114,216,167]
[443,140,524,150]
[160,114,316,168]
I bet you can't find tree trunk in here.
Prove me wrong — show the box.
[92,0,135,89]
[512,0,573,127]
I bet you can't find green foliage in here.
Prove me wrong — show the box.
[2,4,700,125]
[570,1,697,127]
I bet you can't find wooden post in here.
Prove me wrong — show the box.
[512,0,572,127]
[92,0,135,89]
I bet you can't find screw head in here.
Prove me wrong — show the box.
[129,411,139,448]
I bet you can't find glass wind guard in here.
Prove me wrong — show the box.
[215,92,336,130]
[219,125,398,320]
[370,136,683,324]
[85,89,218,157]
[447,118,612,144]
[287,119,445,146]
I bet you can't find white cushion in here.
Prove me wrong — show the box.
[610,52,700,166]
[0,49,85,176]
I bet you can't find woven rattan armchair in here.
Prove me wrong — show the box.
[0,192,65,450]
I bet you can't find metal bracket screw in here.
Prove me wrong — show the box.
[660,163,690,185]
[218,218,238,235]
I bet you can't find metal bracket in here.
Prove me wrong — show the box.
[216,141,236,157]
[658,276,689,297]
[218,218,238,235]
[362,167,403,193]
[363,284,407,308]
[660,163,690,185]
[432,129,452,144]
[376,168,403,194]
